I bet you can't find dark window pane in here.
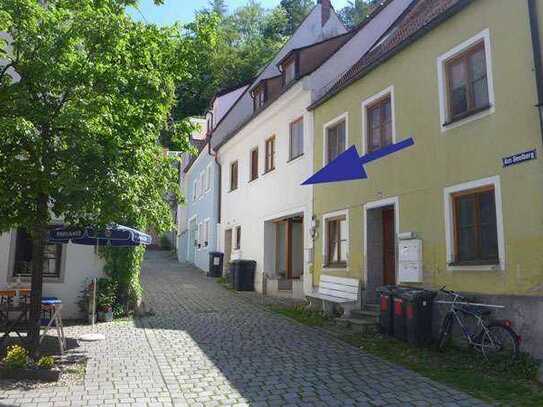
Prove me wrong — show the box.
[450,60,466,89]
[290,120,303,159]
[472,77,489,109]
[454,188,498,264]
[250,150,258,181]
[231,162,238,190]
[14,228,62,278]
[469,48,486,81]
[447,43,489,119]
[367,98,392,152]
[458,226,477,260]
[457,195,476,226]
[479,191,496,224]
[327,125,340,162]
[451,87,468,116]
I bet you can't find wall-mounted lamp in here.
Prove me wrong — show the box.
[310,216,319,240]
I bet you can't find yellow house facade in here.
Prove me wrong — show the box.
[310,0,543,357]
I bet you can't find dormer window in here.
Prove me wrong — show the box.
[283,59,297,86]
[253,84,267,111]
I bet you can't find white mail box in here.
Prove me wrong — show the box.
[398,239,423,283]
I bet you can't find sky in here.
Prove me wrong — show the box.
[128,0,351,26]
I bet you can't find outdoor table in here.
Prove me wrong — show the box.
[39,298,66,355]
[0,290,66,354]
[0,289,31,345]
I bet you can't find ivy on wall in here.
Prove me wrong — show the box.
[101,246,146,310]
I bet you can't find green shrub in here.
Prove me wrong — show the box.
[102,245,145,310]
[3,345,30,369]
[96,278,118,312]
[36,356,55,370]
[113,303,126,319]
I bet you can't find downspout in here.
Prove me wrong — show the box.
[206,111,221,224]
[528,0,543,143]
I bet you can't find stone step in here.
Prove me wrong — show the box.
[351,308,379,319]
[335,316,378,334]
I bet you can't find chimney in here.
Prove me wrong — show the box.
[319,0,332,27]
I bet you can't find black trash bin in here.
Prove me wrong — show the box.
[392,287,412,341]
[230,260,256,291]
[403,289,437,346]
[208,252,224,278]
[376,286,395,335]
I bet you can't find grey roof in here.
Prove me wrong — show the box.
[210,3,347,151]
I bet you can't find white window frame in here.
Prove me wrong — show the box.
[361,85,396,155]
[229,160,239,192]
[437,28,495,132]
[249,146,259,181]
[322,112,349,165]
[289,117,304,161]
[234,225,241,250]
[203,218,210,248]
[197,223,202,250]
[199,172,205,199]
[443,175,505,271]
[322,209,349,271]
[205,164,212,192]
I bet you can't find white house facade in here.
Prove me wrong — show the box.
[0,230,105,319]
[211,0,415,298]
[218,82,314,297]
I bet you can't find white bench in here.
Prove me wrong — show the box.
[307,275,360,318]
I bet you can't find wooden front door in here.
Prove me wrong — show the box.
[382,207,396,285]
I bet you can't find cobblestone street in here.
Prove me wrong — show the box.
[0,252,485,406]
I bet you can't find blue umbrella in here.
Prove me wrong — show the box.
[48,224,152,247]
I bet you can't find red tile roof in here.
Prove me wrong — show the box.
[309,0,474,110]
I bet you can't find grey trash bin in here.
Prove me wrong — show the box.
[208,252,224,278]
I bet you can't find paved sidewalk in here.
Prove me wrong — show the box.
[0,251,486,406]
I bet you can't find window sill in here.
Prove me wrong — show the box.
[323,266,349,273]
[443,104,493,127]
[323,263,347,270]
[228,188,238,193]
[248,177,259,184]
[9,276,63,284]
[447,262,502,272]
[262,169,275,176]
[287,154,304,164]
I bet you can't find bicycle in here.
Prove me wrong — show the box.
[437,287,520,360]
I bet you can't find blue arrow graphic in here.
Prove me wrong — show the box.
[302,137,415,185]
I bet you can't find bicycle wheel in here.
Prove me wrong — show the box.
[479,321,519,359]
[438,313,454,351]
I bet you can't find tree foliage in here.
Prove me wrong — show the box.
[205,0,228,16]
[174,0,378,119]
[279,0,314,36]
[175,1,290,119]
[0,0,212,345]
[338,0,380,29]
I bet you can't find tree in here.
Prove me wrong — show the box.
[175,1,288,119]
[206,0,228,16]
[0,0,205,350]
[279,0,314,36]
[338,0,380,29]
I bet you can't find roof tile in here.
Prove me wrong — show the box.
[311,0,473,109]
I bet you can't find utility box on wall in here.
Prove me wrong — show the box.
[398,239,423,283]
